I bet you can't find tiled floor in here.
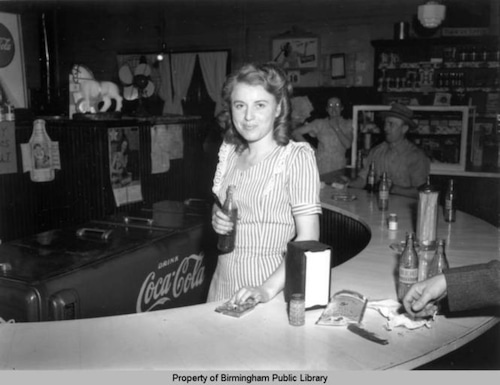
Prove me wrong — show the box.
[416,323,500,370]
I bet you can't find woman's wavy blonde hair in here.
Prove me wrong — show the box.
[220,62,293,152]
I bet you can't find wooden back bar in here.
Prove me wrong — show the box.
[0,187,498,370]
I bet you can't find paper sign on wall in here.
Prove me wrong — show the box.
[0,121,17,174]
[150,124,184,174]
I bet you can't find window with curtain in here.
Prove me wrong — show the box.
[116,50,229,118]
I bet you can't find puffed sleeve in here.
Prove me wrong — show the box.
[287,142,322,217]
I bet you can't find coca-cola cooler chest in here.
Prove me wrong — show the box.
[0,209,215,322]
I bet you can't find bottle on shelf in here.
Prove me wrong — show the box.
[217,185,238,253]
[443,179,457,223]
[397,232,419,302]
[365,161,376,193]
[428,239,449,279]
[356,150,364,172]
[378,172,390,211]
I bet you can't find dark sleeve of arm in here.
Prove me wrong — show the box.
[444,260,500,312]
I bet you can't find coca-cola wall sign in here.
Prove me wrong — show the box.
[0,23,15,67]
[0,12,27,108]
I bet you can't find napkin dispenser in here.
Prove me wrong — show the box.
[284,240,332,309]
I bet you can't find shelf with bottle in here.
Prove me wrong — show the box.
[376,63,498,93]
[372,37,499,119]
[469,114,500,173]
[372,36,500,66]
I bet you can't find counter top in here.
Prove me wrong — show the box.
[0,187,498,370]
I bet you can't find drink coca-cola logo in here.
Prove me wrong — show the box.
[136,253,205,313]
[0,23,15,68]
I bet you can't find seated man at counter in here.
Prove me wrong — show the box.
[403,260,500,318]
[350,103,430,198]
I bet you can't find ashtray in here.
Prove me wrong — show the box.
[215,298,258,318]
[316,290,368,326]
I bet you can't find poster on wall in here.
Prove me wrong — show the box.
[0,12,28,110]
[108,127,143,207]
[150,124,184,174]
[271,37,319,69]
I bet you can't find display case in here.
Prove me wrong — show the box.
[352,105,474,173]
[370,37,499,176]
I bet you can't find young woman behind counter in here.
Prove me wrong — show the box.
[209,62,322,305]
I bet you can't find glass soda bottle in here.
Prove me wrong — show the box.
[217,185,238,253]
[378,172,389,211]
[398,232,419,302]
[444,179,456,223]
[366,161,376,193]
[428,239,449,278]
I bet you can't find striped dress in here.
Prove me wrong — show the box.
[207,140,322,302]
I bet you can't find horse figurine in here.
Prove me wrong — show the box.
[71,64,123,113]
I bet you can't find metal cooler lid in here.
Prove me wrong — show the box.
[0,221,176,282]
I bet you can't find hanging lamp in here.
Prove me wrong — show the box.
[418,1,446,28]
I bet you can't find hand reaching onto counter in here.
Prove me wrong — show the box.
[403,274,447,318]
[230,286,270,306]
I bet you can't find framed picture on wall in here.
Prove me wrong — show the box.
[0,12,28,109]
[330,54,345,79]
[271,37,319,70]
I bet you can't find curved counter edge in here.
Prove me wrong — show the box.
[0,187,498,371]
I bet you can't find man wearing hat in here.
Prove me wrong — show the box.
[351,103,430,198]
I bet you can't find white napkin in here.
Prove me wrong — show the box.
[367,299,434,331]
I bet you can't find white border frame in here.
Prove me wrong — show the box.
[352,105,473,173]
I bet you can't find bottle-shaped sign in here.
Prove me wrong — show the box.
[366,161,376,193]
[428,239,449,278]
[378,172,389,211]
[444,179,456,223]
[397,232,419,302]
[217,185,238,253]
[28,119,56,182]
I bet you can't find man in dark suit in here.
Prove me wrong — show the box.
[403,260,500,317]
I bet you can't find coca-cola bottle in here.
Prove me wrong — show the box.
[217,185,238,253]
[378,172,389,211]
[443,179,456,223]
[428,239,449,278]
[366,161,376,193]
[398,232,419,302]
[427,239,449,314]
